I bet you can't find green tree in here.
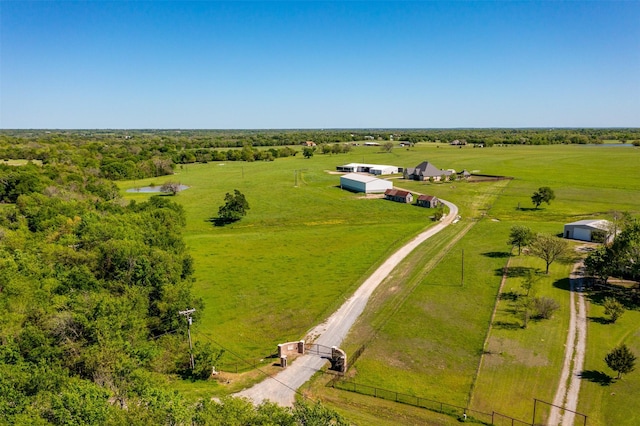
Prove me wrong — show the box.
[584,245,613,284]
[528,234,570,274]
[509,225,534,255]
[382,141,394,152]
[521,269,541,297]
[217,189,250,223]
[603,297,625,323]
[531,186,555,208]
[302,147,315,159]
[605,344,636,379]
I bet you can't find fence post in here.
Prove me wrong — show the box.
[492,411,495,424]
[374,387,377,398]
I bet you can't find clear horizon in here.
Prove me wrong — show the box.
[2,1,639,129]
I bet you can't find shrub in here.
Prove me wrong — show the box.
[533,296,560,319]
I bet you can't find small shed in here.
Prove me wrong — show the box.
[340,173,392,194]
[416,194,440,208]
[384,189,413,203]
[563,219,611,242]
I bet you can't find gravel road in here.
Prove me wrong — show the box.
[236,200,459,406]
[548,258,587,425]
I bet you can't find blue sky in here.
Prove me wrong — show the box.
[2,1,639,129]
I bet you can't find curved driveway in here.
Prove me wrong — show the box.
[237,200,459,406]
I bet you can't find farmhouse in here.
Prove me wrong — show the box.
[384,189,413,204]
[336,163,399,175]
[339,173,392,194]
[416,194,440,208]
[405,161,453,181]
[563,219,611,242]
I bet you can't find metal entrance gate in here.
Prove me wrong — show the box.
[306,343,333,359]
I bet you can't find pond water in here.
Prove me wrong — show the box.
[126,185,190,193]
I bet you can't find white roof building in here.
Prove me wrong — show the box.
[339,173,393,194]
[336,163,399,175]
[563,219,611,242]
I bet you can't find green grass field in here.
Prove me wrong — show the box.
[119,143,640,423]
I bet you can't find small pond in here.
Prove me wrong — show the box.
[126,185,190,193]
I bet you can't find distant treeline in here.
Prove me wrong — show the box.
[1,128,638,180]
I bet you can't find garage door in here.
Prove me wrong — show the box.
[573,227,591,241]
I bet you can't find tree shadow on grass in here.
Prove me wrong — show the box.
[579,370,613,386]
[493,321,521,330]
[516,207,539,212]
[206,217,240,227]
[494,266,537,278]
[588,316,611,325]
[482,251,511,258]
[552,277,571,292]
[500,290,520,301]
[584,285,640,310]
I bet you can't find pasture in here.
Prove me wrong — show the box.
[120,142,640,423]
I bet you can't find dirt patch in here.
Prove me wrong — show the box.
[484,337,549,368]
[357,194,385,199]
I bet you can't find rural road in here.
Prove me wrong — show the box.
[548,256,588,426]
[237,199,459,406]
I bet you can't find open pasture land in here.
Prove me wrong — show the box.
[297,144,638,423]
[122,152,435,362]
[120,143,639,414]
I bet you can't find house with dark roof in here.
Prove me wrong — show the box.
[384,188,413,204]
[416,194,440,208]
[405,161,453,181]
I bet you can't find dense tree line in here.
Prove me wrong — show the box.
[2,128,637,180]
[0,157,349,424]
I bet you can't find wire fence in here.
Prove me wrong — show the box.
[330,379,531,426]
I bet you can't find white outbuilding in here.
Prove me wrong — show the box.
[339,173,393,193]
[563,219,611,242]
[336,163,399,175]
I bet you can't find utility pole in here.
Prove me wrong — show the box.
[179,309,196,370]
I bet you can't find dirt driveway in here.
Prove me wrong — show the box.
[237,200,459,406]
